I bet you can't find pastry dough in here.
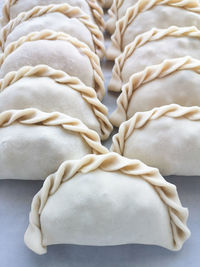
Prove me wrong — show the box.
[103,0,113,8]
[0,30,105,100]
[0,109,108,180]
[107,0,200,60]
[1,0,104,31]
[0,65,113,140]
[109,26,200,92]
[110,57,200,126]
[24,152,190,254]
[0,4,105,58]
[111,104,200,176]
[106,0,138,34]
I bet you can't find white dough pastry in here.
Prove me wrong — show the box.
[0,65,113,140]
[106,0,138,34]
[0,4,105,58]
[1,0,105,31]
[109,26,200,92]
[24,153,190,254]
[110,57,200,126]
[103,0,113,8]
[107,0,200,60]
[111,104,200,176]
[0,30,105,100]
[0,109,108,180]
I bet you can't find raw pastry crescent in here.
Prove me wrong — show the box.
[0,109,108,180]
[24,152,190,254]
[1,0,104,31]
[0,30,105,100]
[0,65,113,140]
[110,57,200,127]
[0,4,105,58]
[107,0,200,59]
[111,104,200,176]
[109,26,200,92]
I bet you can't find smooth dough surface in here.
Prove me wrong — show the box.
[0,76,101,135]
[0,40,94,87]
[122,36,200,86]
[4,12,95,51]
[0,123,91,180]
[122,6,200,50]
[127,70,200,117]
[41,170,173,248]
[123,116,200,176]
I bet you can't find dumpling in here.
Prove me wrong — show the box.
[1,0,104,31]
[110,57,200,127]
[0,4,105,58]
[0,108,108,180]
[24,152,190,254]
[109,26,200,92]
[0,30,105,100]
[107,0,200,59]
[106,0,138,34]
[0,65,113,140]
[111,104,200,176]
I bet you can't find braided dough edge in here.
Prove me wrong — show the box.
[110,57,200,127]
[24,152,190,254]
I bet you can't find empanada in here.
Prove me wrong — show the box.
[0,30,105,100]
[1,0,104,31]
[0,109,108,180]
[109,26,200,92]
[0,65,113,140]
[110,57,200,127]
[0,4,105,58]
[107,0,200,59]
[24,152,190,254]
[111,104,200,176]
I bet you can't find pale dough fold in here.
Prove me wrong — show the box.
[1,0,105,31]
[110,57,200,126]
[0,4,105,58]
[0,65,113,140]
[0,109,108,180]
[111,104,200,176]
[109,26,200,92]
[0,30,105,100]
[24,153,190,254]
[107,0,200,60]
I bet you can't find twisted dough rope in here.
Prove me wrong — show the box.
[0,3,105,58]
[109,26,200,92]
[0,108,108,154]
[110,0,200,56]
[24,152,190,254]
[111,104,200,155]
[110,57,200,127]
[106,0,125,33]
[0,30,105,100]
[0,65,113,140]
[2,0,105,31]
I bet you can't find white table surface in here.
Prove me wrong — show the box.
[0,4,200,267]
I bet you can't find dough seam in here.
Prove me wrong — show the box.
[24,152,190,254]
[110,56,200,126]
[0,65,113,140]
[0,30,105,100]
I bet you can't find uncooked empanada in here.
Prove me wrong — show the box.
[0,109,108,180]
[0,65,113,140]
[110,57,200,127]
[106,0,138,34]
[1,0,104,31]
[111,104,200,176]
[109,26,200,92]
[107,0,200,59]
[0,30,105,100]
[24,152,190,254]
[0,4,105,58]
